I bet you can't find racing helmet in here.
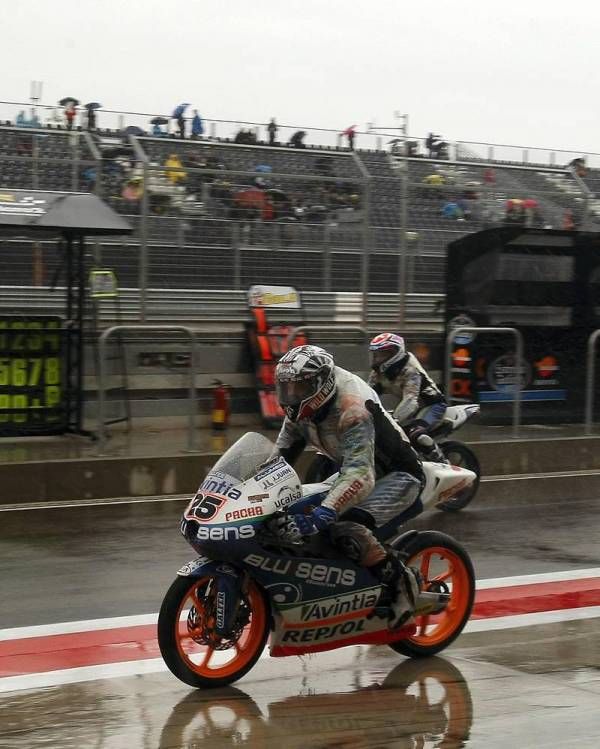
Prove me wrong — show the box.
[369,332,406,375]
[275,345,336,422]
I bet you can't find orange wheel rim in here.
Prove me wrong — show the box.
[174,576,267,678]
[407,546,471,646]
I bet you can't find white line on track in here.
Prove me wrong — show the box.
[1,568,599,642]
[1,604,599,694]
[0,495,190,512]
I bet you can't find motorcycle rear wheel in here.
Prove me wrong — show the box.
[389,531,475,657]
[158,575,269,688]
[437,441,480,511]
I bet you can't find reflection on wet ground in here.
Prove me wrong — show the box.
[2,619,599,749]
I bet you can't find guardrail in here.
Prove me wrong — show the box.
[584,329,600,434]
[97,325,198,452]
[445,326,523,437]
[286,325,369,348]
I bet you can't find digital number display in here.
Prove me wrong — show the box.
[0,316,66,434]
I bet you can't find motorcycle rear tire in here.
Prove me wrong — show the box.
[389,530,475,657]
[437,441,480,511]
[158,575,270,689]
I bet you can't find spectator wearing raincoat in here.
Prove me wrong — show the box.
[164,153,186,184]
[191,111,204,139]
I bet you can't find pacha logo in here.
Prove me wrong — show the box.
[225,506,263,522]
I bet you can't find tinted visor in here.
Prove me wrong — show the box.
[276,378,318,407]
[371,348,394,368]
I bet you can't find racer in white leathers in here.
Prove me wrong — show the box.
[368,333,448,462]
[272,344,423,628]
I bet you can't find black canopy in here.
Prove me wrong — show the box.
[0,190,132,238]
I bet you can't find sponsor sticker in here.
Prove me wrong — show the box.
[275,484,302,509]
[244,553,356,588]
[248,493,269,504]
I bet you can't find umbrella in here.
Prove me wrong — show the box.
[172,103,190,119]
[59,97,79,106]
[150,116,169,126]
[123,125,145,136]
[84,102,102,110]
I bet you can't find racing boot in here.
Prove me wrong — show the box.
[372,551,422,629]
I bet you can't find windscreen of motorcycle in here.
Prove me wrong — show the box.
[183,432,302,527]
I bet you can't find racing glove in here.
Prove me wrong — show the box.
[293,506,337,536]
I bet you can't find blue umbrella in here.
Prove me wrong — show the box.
[172,103,190,119]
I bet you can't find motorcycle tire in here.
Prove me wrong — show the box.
[389,530,475,658]
[304,453,337,484]
[158,574,270,689]
[437,441,480,511]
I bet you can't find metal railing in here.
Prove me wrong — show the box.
[445,326,524,437]
[97,325,198,452]
[2,103,599,167]
[584,329,600,434]
[285,324,369,349]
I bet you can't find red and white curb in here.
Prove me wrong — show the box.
[1,567,599,693]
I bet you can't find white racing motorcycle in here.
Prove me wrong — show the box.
[307,403,481,512]
[158,432,477,689]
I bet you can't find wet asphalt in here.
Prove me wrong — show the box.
[0,495,598,628]
[0,495,599,747]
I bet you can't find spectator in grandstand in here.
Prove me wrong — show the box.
[86,108,97,131]
[191,110,204,139]
[562,209,575,230]
[152,122,167,137]
[173,103,189,139]
[267,118,278,145]
[64,103,76,130]
[568,157,587,177]
[164,153,186,184]
[177,113,186,138]
[234,128,257,144]
[423,172,445,186]
[425,132,436,158]
[343,125,356,150]
[289,130,307,149]
[484,167,496,184]
[15,110,27,127]
[29,109,41,128]
[442,201,464,220]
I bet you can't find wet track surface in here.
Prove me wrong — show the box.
[1,496,599,747]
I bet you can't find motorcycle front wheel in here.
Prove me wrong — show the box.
[437,440,480,511]
[389,531,475,657]
[158,575,270,688]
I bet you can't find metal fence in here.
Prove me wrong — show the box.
[1,125,596,327]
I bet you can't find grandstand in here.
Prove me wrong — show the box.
[0,120,594,318]
[1,116,597,424]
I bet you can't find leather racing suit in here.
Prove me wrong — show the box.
[274,366,423,567]
[368,351,447,432]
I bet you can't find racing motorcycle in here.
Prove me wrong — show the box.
[307,403,481,512]
[158,432,476,689]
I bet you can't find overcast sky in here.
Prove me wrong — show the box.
[2,1,599,154]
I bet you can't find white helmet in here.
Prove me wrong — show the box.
[369,333,407,375]
[275,345,336,422]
